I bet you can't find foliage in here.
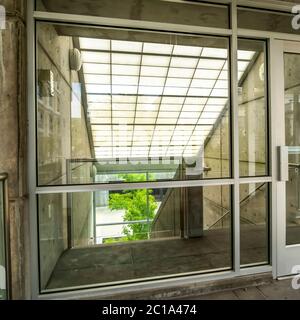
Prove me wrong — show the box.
[108,174,157,241]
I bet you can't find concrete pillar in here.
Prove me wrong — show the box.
[0,0,28,299]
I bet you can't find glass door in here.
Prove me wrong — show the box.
[276,40,300,277]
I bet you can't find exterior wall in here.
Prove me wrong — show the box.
[0,0,28,299]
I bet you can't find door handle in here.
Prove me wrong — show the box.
[278,146,289,182]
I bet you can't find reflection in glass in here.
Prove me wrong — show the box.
[238,39,268,177]
[284,53,300,245]
[240,183,269,267]
[38,185,232,291]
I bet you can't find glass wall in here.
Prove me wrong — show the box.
[38,185,232,291]
[33,5,271,294]
[0,180,7,300]
[238,39,268,177]
[240,183,269,266]
[36,22,235,186]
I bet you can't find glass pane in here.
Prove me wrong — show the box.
[36,22,234,186]
[284,53,300,245]
[240,183,269,267]
[36,0,229,29]
[238,8,296,35]
[38,185,232,292]
[238,39,268,177]
[0,181,7,300]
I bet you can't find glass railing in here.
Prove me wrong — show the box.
[0,173,8,300]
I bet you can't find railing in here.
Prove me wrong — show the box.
[0,173,9,300]
[208,183,267,230]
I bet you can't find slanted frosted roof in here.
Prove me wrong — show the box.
[78,38,255,159]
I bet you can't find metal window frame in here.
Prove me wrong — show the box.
[27,0,291,300]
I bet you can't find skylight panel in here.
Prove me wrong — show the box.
[211,88,228,97]
[142,55,170,67]
[135,118,157,124]
[112,65,140,76]
[201,48,228,59]
[218,70,228,80]
[139,76,165,86]
[140,66,168,77]
[185,97,207,105]
[160,104,182,112]
[86,84,111,94]
[180,111,201,119]
[167,67,194,78]
[198,118,216,125]
[113,95,137,103]
[112,110,135,118]
[197,59,225,70]
[112,75,139,86]
[201,112,220,119]
[238,50,255,60]
[158,111,179,118]
[87,95,111,103]
[112,53,141,65]
[214,80,228,89]
[143,43,173,54]
[137,96,161,104]
[204,105,224,112]
[112,85,138,94]
[136,104,159,112]
[177,118,198,125]
[89,111,111,118]
[156,118,177,124]
[111,40,143,52]
[138,86,164,95]
[190,79,216,88]
[173,45,202,57]
[187,88,211,96]
[170,57,198,68]
[194,69,220,79]
[206,98,228,105]
[84,74,110,84]
[81,51,110,64]
[182,105,204,112]
[161,96,185,104]
[136,111,158,118]
[88,103,111,111]
[90,118,111,124]
[83,63,110,74]
[165,78,191,87]
[112,104,135,111]
[79,38,110,50]
[114,117,135,124]
[164,87,188,96]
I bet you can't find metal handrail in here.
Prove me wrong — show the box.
[208,183,266,229]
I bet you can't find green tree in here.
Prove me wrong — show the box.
[108,174,157,241]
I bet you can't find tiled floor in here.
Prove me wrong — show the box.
[184,279,300,300]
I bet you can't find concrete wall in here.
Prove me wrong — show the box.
[0,0,28,299]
